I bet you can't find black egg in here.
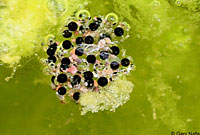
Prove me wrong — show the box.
[57,74,67,83]
[60,64,69,71]
[49,43,57,50]
[110,46,120,55]
[63,30,72,38]
[114,27,124,37]
[98,77,108,87]
[121,58,130,67]
[47,47,56,56]
[89,22,99,31]
[75,47,84,56]
[73,92,80,101]
[87,55,96,64]
[68,21,78,31]
[85,79,94,87]
[100,51,109,60]
[85,36,94,44]
[83,71,93,79]
[61,57,70,65]
[96,17,102,25]
[48,55,56,63]
[62,40,72,49]
[76,37,84,45]
[71,75,81,86]
[110,61,119,70]
[51,76,55,84]
[79,25,85,33]
[58,87,67,95]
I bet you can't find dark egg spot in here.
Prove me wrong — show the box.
[114,27,124,37]
[57,74,67,83]
[47,47,56,56]
[85,36,94,44]
[98,77,108,87]
[89,22,99,31]
[87,55,96,64]
[121,58,130,67]
[99,33,111,40]
[76,37,84,45]
[71,75,81,86]
[48,55,56,63]
[75,47,84,56]
[85,79,94,87]
[68,21,78,31]
[83,71,93,79]
[61,57,70,65]
[49,43,57,50]
[58,87,67,95]
[79,25,84,30]
[73,92,80,101]
[60,64,69,71]
[62,40,72,49]
[110,61,119,70]
[79,25,85,33]
[110,46,120,56]
[51,76,55,84]
[63,30,72,38]
[100,51,109,60]
[96,17,102,25]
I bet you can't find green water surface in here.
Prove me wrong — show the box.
[0,0,200,135]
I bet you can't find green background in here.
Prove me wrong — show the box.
[0,0,200,134]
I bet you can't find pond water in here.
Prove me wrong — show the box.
[0,0,200,135]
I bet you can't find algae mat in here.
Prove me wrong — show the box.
[0,0,200,135]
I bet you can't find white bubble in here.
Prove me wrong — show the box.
[105,13,118,24]
[76,10,90,20]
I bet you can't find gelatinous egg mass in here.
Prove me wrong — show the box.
[42,10,135,115]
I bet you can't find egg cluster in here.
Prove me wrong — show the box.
[43,10,134,103]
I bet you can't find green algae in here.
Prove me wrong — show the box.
[111,0,200,131]
[146,74,187,131]
[0,0,200,134]
[0,0,52,65]
[0,0,86,66]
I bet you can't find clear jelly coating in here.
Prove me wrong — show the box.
[42,10,135,115]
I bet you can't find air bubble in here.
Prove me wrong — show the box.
[46,0,65,14]
[152,0,161,7]
[45,35,56,45]
[105,13,118,24]
[76,10,90,20]
[121,21,130,30]
[153,14,161,22]
[120,22,131,38]
[175,0,182,6]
